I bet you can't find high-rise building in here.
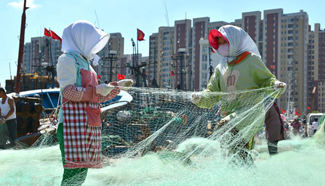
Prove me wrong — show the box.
[198,39,212,90]
[308,23,325,112]
[242,11,263,55]
[279,10,309,113]
[157,26,174,88]
[148,33,159,87]
[98,33,124,83]
[23,37,61,76]
[263,9,283,77]
[317,25,325,112]
[307,24,318,111]
[22,43,32,73]
[192,17,209,90]
[174,19,192,90]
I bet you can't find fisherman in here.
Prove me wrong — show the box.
[312,118,319,135]
[0,87,17,148]
[290,118,301,136]
[56,20,121,185]
[192,25,286,164]
[265,102,285,155]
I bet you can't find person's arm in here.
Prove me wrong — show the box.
[4,98,14,120]
[61,84,120,103]
[250,55,277,88]
[250,55,285,97]
[57,55,120,103]
[193,69,222,109]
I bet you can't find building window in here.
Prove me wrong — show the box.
[202,55,208,61]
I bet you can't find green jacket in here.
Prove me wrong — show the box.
[195,53,277,112]
[195,53,279,141]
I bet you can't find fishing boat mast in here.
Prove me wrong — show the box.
[15,0,28,94]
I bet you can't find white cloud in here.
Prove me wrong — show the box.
[8,0,40,9]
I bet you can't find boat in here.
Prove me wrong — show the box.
[3,88,133,148]
[9,88,133,112]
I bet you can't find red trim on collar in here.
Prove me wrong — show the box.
[228,51,251,66]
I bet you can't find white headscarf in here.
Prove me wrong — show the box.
[218,25,261,58]
[213,25,261,74]
[61,20,110,65]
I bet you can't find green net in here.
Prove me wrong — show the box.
[1,87,325,185]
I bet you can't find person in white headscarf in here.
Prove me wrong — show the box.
[192,25,286,164]
[56,20,124,185]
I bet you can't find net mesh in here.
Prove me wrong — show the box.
[31,87,281,161]
[2,87,325,185]
[99,87,280,164]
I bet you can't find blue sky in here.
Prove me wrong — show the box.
[0,0,324,87]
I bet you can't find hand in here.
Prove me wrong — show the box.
[0,117,6,124]
[109,86,120,97]
[217,118,228,128]
[96,84,115,96]
[274,81,286,88]
[274,81,287,94]
[217,113,236,128]
[117,79,133,90]
[191,92,201,103]
[109,81,118,86]
[107,81,120,97]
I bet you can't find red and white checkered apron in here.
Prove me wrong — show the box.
[62,101,102,168]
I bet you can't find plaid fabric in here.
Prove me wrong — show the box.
[62,85,85,102]
[96,87,120,103]
[62,102,102,169]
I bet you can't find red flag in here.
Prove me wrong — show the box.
[210,47,215,53]
[49,30,62,42]
[170,70,175,76]
[97,74,101,79]
[307,106,311,110]
[117,74,125,80]
[281,109,286,114]
[295,109,301,116]
[270,65,275,70]
[137,28,145,41]
[44,28,51,37]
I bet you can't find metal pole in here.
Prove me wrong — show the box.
[131,38,136,86]
[209,47,214,79]
[15,0,27,93]
[48,38,55,88]
[52,67,55,88]
[180,53,183,90]
[9,62,12,80]
[109,53,113,82]
[136,38,140,87]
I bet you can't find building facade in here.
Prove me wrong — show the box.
[98,33,124,83]
[23,36,61,76]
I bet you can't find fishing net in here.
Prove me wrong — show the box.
[2,87,325,185]
[98,87,280,164]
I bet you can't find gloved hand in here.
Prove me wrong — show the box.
[274,81,287,94]
[0,117,6,125]
[96,84,115,96]
[191,92,202,104]
[217,113,237,128]
[117,79,133,90]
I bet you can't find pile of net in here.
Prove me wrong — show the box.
[34,87,281,160]
[98,87,278,161]
[2,87,325,185]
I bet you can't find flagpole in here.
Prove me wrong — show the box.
[15,0,28,93]
[137,36,139,67]
[136,29,140,87]
[48,37,55,88]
